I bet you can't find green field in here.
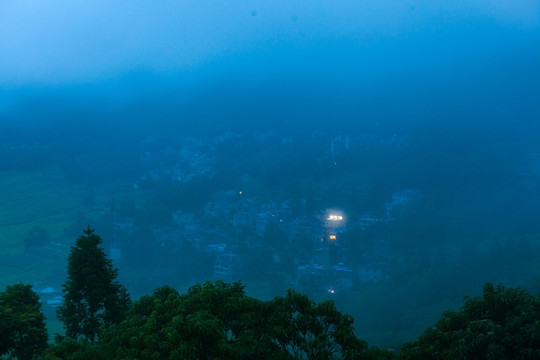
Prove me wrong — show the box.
[0,165,136,292]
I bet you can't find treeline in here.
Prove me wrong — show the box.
[2,228,540,359]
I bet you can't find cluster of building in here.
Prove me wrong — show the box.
[109,187,421,295]
[109,132,423,295]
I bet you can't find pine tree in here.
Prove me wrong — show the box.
[57,226,131,342]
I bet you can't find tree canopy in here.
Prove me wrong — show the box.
[400,283,540,360]
[268,289,367,359]
[0,283,48,360]
[98,281,373,360]
[100,281,284,359]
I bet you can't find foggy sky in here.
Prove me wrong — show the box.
[1,0,539,87]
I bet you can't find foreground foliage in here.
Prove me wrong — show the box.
[401,283,540,360]
[268,289,367,359]
[99,281,371,360]
[12,279,540,360]
[0,283,48,360]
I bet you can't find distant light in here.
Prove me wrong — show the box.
[329,235,337,240]
[328,288,335,294]
[239,191,242,195]
[327,215,343,221]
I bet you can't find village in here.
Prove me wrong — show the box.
[102,129,423,297]
[107,188,421,296]
[19,128,540,307]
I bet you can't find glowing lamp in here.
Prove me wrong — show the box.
[327,215,343,221]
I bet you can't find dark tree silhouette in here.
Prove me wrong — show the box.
[268,289,367,360]
[98,281,378,360]
[57,226,131,342]
[0,283,48,360]
[401,283,540,360]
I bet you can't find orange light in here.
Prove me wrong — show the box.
[329,235,337,240]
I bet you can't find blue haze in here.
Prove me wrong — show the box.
[1,0,540,348]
